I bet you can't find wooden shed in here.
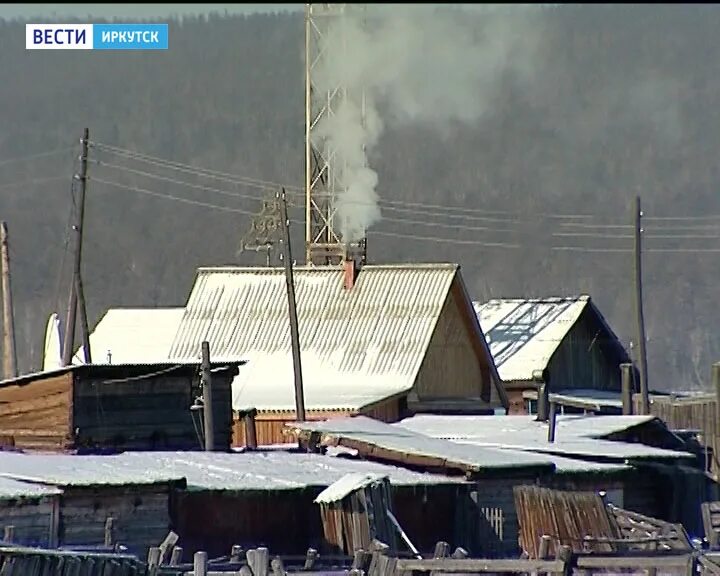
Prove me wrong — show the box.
[166,263,507,447]
[475,295,632,415]
[0,477,61,547]
[0,451,185,556]
[0,362,240,452]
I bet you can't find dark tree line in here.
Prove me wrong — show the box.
[0,5,718,391]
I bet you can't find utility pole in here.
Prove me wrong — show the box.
[201,341,214,451]
[634,196,650,414]
[279,188,306,422]
[1,222,17,379]
[62,128,92,366]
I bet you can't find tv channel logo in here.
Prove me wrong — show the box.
[26,23,169,50]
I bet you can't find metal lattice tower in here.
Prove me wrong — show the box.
[305,3,368,266]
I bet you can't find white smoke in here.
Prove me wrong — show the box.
[311,4,544,241]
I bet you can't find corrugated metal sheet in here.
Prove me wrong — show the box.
[0,476,62,498]
[168,264,459,411]
[0,450,464,492]
[314,472,388,503]
[396,414,695,462]
[73,308,185,364]
[474,295,590,382]
[288,416,556,474]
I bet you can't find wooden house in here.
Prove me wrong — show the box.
[0,477,61,547]
[474,295,632,415]
[0,362,240,452]
[166,263,508,447]
[0,451,185,556]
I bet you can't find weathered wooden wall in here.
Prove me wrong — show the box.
[232,399,401,448]
[634,394,719,476]
[0,496,58,547]
[171,488,324,558]
[547,306,625,392]
[72,369,234,451]
[60,485,172,556]
[414,278,491,402]
[0,372,73,450]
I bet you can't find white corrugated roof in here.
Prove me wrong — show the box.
[474,296,590,382]
[0,451,464,491]
[0,476,63,499]
[314,472,389,503]
[396,414,695,462]
[73,308,185,365]
[168,265,462,411]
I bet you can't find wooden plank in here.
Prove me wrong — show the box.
[575,554,692,569]
[394,559,566,573]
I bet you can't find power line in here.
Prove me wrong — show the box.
[89,177,260,216]
[0,176,69,190]
[0,147,75,169]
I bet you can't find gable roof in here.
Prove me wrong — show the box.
[168,264,503,412]
[73,308,185,365]
[474,295,629,383]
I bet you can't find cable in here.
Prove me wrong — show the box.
[0,147,75,169]
[89,177,260,216]
[97,364,187,384]
[92,159,277,204]
[368,229,521,248]
[0,176,69,190]
[552,232,634,240]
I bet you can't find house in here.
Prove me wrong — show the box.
[286,414,711,552]
[72,308,185,365]
[0,362,240,452]
[0,449,467,559]
[0,451,185,556]
[166,263,508,446]
[395,413,713,536]
[474,295,632,415]
[0,476,61,547]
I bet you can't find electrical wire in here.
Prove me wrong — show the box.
[0,147,75,168]
[0,176,69,190]
[89,177,260,216]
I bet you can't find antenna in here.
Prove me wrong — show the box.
[305,3,368,266]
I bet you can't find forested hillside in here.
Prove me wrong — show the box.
[0,5,719,390]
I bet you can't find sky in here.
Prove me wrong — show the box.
[0,4,303,21]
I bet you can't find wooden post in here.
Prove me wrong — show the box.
[538,535,552,559]
[554,544,573,576]
[450,547,468,559]
[432,541,449,558]
[243,408,258,449]
[147,546,161,575]
[0,222,17,379]
[714,364,720,437]
[230,545,244,563]
[271,557,285,576]
[537,383,549,422]
[169,546,183,566]
[278,188,306,422]
[103,517,114,547]
[3,525,14,543]
[201,341,214,451]
[193,551,208,576]
[621,363,634,415]
[634,196,650,414]
[62,128,92,366]
[304,548,318,570]
[548,401,557,442]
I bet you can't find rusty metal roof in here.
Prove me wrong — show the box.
[167,264,462,411]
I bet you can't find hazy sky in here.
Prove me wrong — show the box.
[0,4,303,21]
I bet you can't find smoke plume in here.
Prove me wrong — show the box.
[311,4,544,241]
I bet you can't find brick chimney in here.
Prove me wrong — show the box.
[343,257,359,290]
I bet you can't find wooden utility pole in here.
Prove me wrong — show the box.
[201,341,215,451]
[620,363,634,415]
[1,222,17,379]
[634,196,650,414]
[62,128,92,366]
[279,188,306,422]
